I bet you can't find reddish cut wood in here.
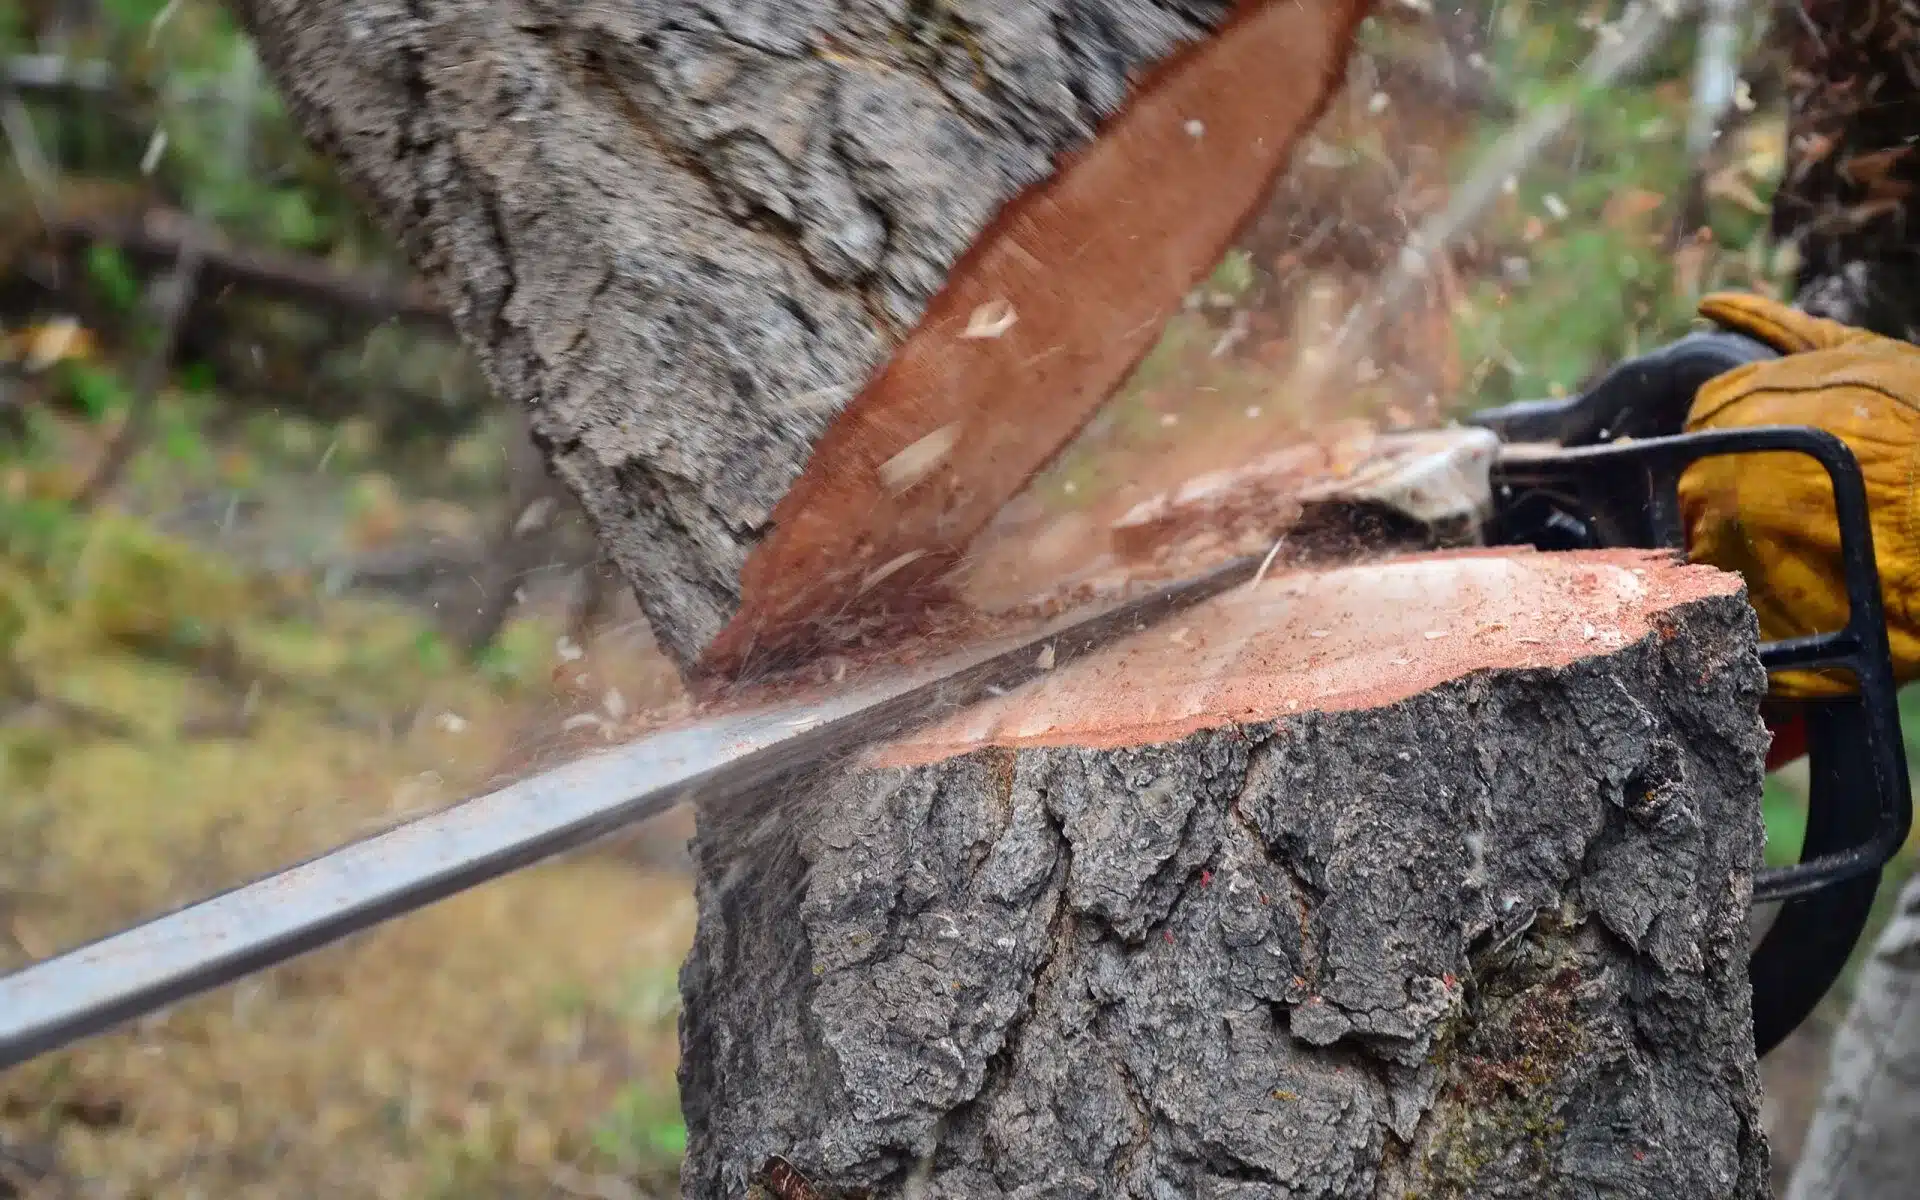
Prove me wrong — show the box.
[701,0,1372,676]
[872,547,1743,767]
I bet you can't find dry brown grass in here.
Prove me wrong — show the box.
[2,580,696,1199]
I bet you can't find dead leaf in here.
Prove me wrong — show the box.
[10,316,96,373]
[1705,166,1771,215]
[1842,146,1912,192]
[1601,187,1666,230]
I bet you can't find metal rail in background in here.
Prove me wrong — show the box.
[0,555,1264,1072]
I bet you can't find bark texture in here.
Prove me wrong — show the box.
[1783,872,1920,1200]
[225,0,1369,677]
[1770,0,1920,339]
[679,554,1772,1199]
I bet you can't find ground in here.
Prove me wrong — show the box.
[0,563,698,1197]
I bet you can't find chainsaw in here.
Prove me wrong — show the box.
[0,329,1907,1070]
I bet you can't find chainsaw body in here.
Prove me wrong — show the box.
[1472,333,1914,1054]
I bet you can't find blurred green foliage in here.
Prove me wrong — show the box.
[1445,11,1778,407]
[84,243,142,313]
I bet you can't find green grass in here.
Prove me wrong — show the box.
[1763,774,1811,870]
[593,1084,689,1173]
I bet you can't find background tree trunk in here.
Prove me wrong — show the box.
[678,548,1773,1199]
[1785,873,1920,1200]
[1769,0,1920,339]
[224,0,1371,679]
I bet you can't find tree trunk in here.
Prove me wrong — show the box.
[678,547,1772,1199]
[1769,0,1920,339]
[1784,870,1920,1200]
[225,0,1371,679]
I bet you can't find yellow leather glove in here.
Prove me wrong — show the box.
[1678,292,1920,700]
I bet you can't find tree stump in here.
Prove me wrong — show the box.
[227,0,1371,678]
[679,548,1772,1199]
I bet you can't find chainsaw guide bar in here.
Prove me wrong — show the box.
[0,554,1268,1071]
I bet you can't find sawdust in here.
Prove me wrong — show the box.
[954,420,1379,611]
[673,470,1442,720]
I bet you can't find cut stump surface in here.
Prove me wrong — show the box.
[680,548,1772,1199]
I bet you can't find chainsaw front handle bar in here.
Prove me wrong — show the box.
[1477,322,1911,1054]
[1495,427,1911,900]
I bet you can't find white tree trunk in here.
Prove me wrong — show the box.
[1785,872,1920,1200]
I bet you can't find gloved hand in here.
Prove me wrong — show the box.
[1677,292,1920,765]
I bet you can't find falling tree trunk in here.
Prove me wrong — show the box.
[225,0,1372,679]
[679,547,1773,1199]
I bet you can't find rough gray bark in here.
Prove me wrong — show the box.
[1783,872,1920,1200]
[678,555,1773,1199]
[224,0,1369,677]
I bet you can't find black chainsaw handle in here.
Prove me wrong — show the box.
[1750,701,1884,1054]
[1469,330,1778,446]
